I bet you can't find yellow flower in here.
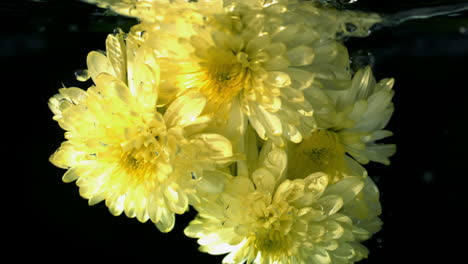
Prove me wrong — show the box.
[185,145,372,264]
[303,66,396,168]
[285,128,384,239]
[49,33,234,232]
[85,0,383,147]
[151,2,362,146]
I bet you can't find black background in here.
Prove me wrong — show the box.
[5,0,465,261]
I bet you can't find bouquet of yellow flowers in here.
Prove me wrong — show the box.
[49,1,395,263]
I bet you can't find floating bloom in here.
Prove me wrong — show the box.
[49,1,391,262]
[185,145,372,264]
[49,33,234,232]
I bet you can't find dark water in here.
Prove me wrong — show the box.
[7,0,465,261]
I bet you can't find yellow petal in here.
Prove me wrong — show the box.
[286,45,315,66]
[164,91,206,127]
[191,133,234,160]
[105,33,127,82]
[87,51,114,82]
[155,207,175,233]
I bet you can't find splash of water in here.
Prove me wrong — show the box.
[376,2,468,29]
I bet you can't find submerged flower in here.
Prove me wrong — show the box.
[185,146,372,264]
[50,1,391,262]
[285,127,384,239]
[49,33,233,232]
[86,0,381,146]
[303,66,396,168]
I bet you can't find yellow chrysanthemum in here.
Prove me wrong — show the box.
[302,66,396,168]
[285,128,384,238]
[49,33,234,232]
[85,0,382,146]
[185,145,372,264]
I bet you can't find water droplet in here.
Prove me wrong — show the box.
[376,238,383,248]
[191,171,197,180]
[350,50,375,72]
[345,23,357,33]
[138,30,146,38]
[99,142,108,147]
[113,28,120,36]
[74,69,90,82]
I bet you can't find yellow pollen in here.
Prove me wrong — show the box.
[250,194,296,257]
[254,229,293,256]
[288,129,345,180]
[119,146,159,185]
[196,50,250,109]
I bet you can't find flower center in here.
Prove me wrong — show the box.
[118,119,168,185]
[288,129,345,180]
[187,45,250,110]
[201,52,249,108]
[254,229,294,256]
[120,149,156,182]
[249,194,296,257]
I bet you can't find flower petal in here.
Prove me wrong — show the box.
[164,91,206,127]
[324,176,364,205]
[87,51,114,83]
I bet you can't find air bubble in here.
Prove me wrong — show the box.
[350,50,375,72]
[376,238,383,248]
[74,69,90,82]
[422,171,435,183]
[459,26,468,35]
[345,23,357,33]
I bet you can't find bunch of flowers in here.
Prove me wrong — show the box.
[49,0,395,263]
